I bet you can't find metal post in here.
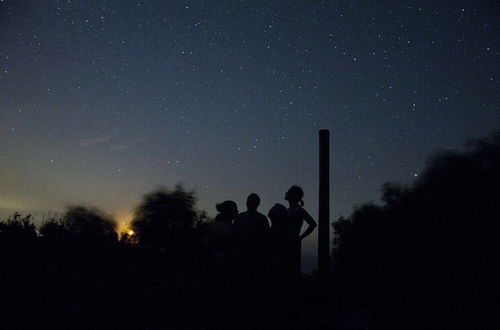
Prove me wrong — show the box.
[318,129,330,276]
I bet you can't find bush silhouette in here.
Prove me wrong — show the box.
[0,213,37,244]
[331,131,500,329]
[131,185,206,255]
[62,206,118,241]
[39,217,67,241]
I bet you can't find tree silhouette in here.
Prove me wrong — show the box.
[331,130,500,329]
[63,206,117,241]
[131,185,201,253]
[39,217,67,241]
[0,213,37,244]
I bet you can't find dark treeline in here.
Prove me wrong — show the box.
[1,186,216,329]
[2,131,500,329]
[0,186,306,329]
[5,188,297,329]
[331,131,500,329]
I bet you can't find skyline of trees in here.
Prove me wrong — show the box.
[1,130,500,329]
[330,130,500,329]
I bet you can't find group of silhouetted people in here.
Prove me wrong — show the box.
[206,186,317,325]
[210,185,317,276]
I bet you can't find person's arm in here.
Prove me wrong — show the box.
[299,209,317,240]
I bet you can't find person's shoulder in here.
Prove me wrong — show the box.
[256,212,268,220]
[256,212,270,227]
[234,211,247,225]
[236,211,249,219]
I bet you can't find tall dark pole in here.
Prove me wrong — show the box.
[318,129,330,276]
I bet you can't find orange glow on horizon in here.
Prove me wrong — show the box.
[116,212,133,234]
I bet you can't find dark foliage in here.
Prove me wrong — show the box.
[39,217,67,241]
[39,206,118,243]
[0,212,37,244]
[0,184,303,329]
[0,193,215,329]
[331,131,500,329]
[130,185,207,255]
[64,206,118,241]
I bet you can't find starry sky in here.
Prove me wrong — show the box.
[1,0,498,271]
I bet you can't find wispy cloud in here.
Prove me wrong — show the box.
[109,144,128,152]
[79,136,111,147]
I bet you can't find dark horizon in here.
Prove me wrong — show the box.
[2,130,500,329]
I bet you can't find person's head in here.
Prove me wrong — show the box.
[285,185,304,206]
[268,203,287,227]
[216,200,238,220]
[246,193,260,212]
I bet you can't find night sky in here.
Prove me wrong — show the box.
[1,1,498,271]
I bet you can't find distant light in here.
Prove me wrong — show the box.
[127,230,134,236]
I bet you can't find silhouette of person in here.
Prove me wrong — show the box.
[233,193,270,257]
[208,200,238,323]
[233,193,270,236]
[284,185,317,274]
[211,200,238,258]
[268,203,290,266]
[268,203,288,229]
